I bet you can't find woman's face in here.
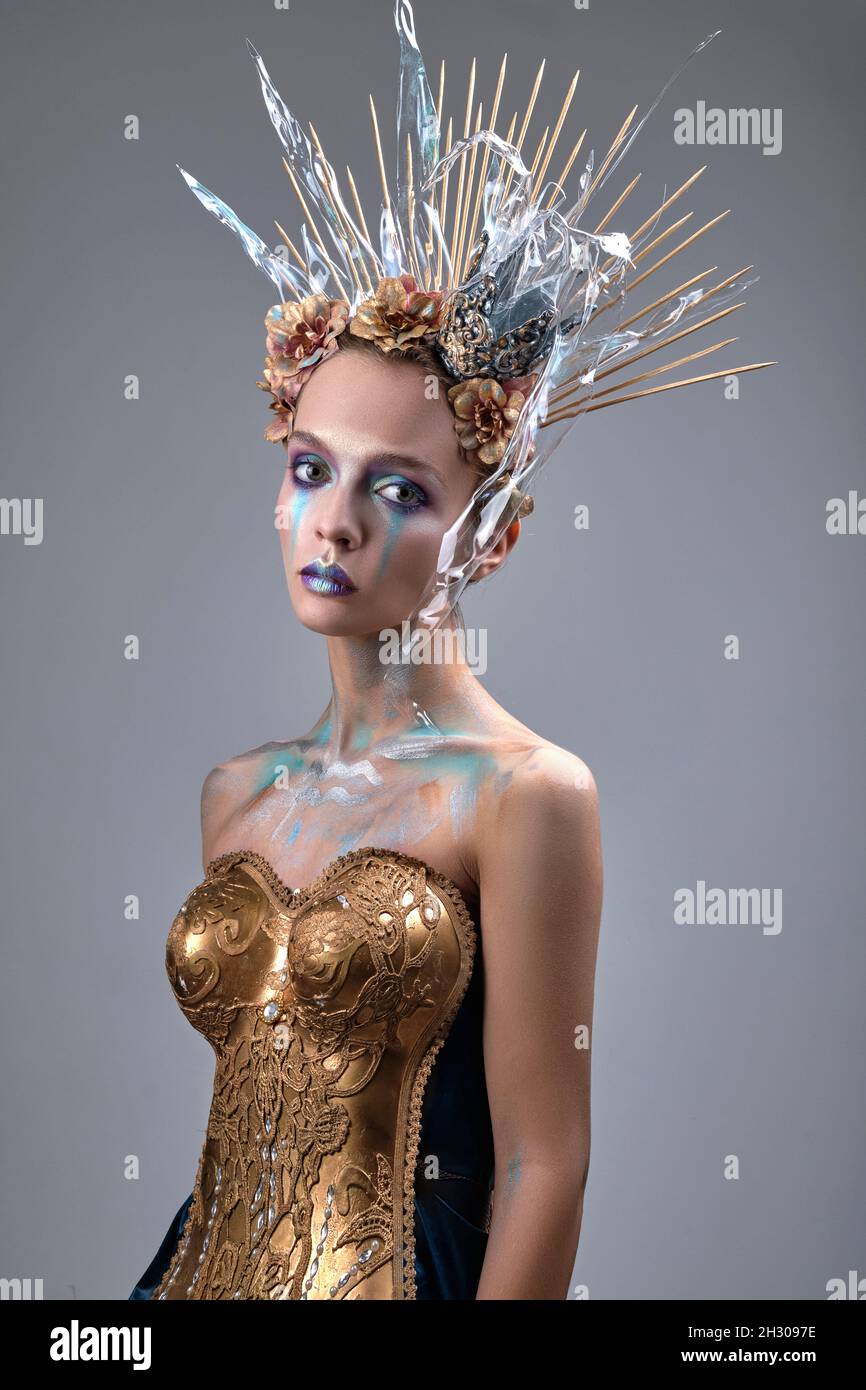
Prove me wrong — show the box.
[276,347,483,637]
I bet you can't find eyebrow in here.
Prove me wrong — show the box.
[287,429,449,488]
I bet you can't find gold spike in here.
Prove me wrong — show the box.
[447,58,477,289]
[630,165,706,245]
[344,166,376,291]
[631,211,694,266]
[345,165,372,242]
[592,208,732,322]
[281,157,351,301]
[455,100,484,285]
[368,92,393,231]
[582,104,638,204]
[593,301,747,391]
[696,263,755,301]
[551,301,747,410]
[549,265,719,400]
[594,173,642,235]
[540,362,776,423]
[595,262,754,347]
[464,53,508,280]
[600,165,707,274]
[600,265,716,336]
[624,209,731,295]
[515,60,546,150]
[307,122,364,295]
[502,60,545,206]
[595,337,739,397]
[544,128,587,210]
[545,337,738,424]
[436,115,454,287]
[534,69,580,195]
[556,302,747,407]
[529,125,550,182]
[273,219,309,275]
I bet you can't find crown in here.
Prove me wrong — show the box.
[177,0,774,570]
[434,228,580,382]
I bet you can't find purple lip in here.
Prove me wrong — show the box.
[299,560,357,595]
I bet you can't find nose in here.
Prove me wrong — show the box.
[312,480,362,551]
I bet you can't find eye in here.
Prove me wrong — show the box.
[373,476,428,512]
[291,454,331,487]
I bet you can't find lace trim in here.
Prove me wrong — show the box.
[150,1138,207,1300]
[205,843,478,926]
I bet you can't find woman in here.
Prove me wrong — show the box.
[131,328,602,1302]
[128,0,769,1301]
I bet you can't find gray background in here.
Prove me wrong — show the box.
[1,0,863,1300]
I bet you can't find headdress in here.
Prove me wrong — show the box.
[178,0,774,635]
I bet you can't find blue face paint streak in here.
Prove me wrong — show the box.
[373,505,404,584]
[287,486,311,570]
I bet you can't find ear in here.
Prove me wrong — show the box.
[467,518,521,584]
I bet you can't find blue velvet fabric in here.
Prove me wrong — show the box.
[128,1191,194,1301]
[128,950,494,1301]
[411,946,495,1299]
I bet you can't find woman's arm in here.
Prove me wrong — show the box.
[474,746,603,1300]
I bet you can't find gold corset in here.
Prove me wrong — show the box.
[152,846,478,1301]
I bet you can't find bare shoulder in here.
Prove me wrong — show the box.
[474,728,603,944]
[500,740,598,844]
[200,740,298,865]
[469,721,601,880]
[512,739,597,799]
[482,720,599,816]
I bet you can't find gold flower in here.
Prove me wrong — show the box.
[447,373,537,468]
[349,274,444,352]
[256,377,302,443]
[258,293,349,443]
[265,294,349,370]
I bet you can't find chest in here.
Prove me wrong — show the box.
[209,780,480,914]
[166,850,465,1035]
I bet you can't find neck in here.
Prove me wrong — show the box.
[310,615,489,759]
